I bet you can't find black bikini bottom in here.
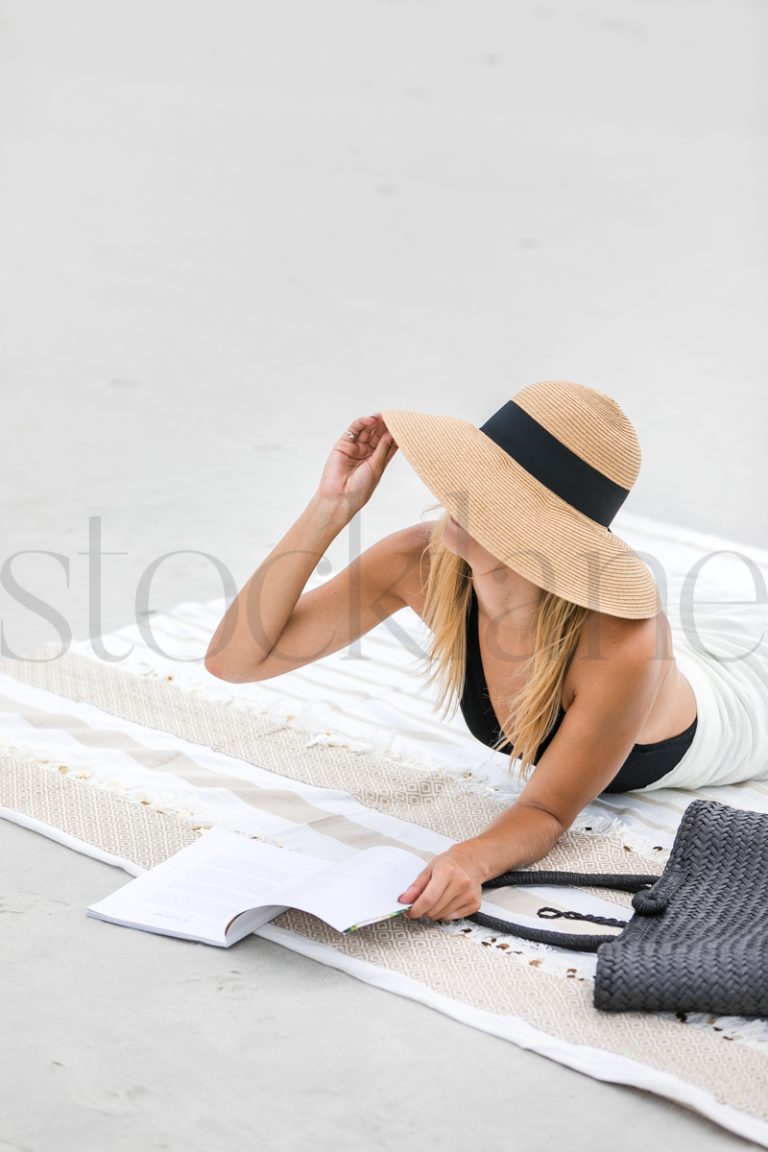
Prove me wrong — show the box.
[600,714,699,794]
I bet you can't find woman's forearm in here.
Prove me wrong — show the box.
[204,494,349,680]
[453,801,565,881]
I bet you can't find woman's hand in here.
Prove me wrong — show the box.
[315,414,398,519]
[398,844,486,922]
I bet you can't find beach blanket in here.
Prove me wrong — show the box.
[2,510,767,1146]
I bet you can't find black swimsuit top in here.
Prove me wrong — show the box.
[459,587,698,794]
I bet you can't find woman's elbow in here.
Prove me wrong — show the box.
[204,653,253,683]
[204,652,279,684]
[204,653,235,682]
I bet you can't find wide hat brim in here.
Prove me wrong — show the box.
[380,408,661,619]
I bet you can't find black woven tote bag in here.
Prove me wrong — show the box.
[468,799,768,1016]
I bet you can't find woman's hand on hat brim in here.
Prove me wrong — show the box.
[315,413,398,519]
[398,846,485,923]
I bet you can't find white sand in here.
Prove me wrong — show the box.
[1,1,766,1148]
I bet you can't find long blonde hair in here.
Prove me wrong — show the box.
[420,511,589,782]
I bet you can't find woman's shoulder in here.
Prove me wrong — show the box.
[388,520,440,614]
[370,520,435,561]
[565,607,673,702]
[568,607,698,742]
[577,607,672,661]
[390,520,436,550]
[361,521,435,615]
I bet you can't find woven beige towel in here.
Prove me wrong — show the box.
[2,741,767,1129]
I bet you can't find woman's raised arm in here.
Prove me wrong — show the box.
[204,413,424,683]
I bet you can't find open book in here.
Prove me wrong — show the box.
[86,827,421,947]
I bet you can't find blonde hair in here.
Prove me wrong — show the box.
[420,511,589,782]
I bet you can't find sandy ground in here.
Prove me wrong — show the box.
[1,1,766,1149]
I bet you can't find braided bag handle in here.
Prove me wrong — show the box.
[468,868,661,953]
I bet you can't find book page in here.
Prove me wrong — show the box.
[87,827,329,945]
[275,845,422,933]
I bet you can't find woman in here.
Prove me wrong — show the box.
[204,380,758,924]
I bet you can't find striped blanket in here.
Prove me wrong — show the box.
[1,510,767,1146]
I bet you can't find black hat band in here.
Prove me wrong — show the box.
[479,401,630,528]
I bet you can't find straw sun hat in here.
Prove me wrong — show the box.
[380,380,661,620]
